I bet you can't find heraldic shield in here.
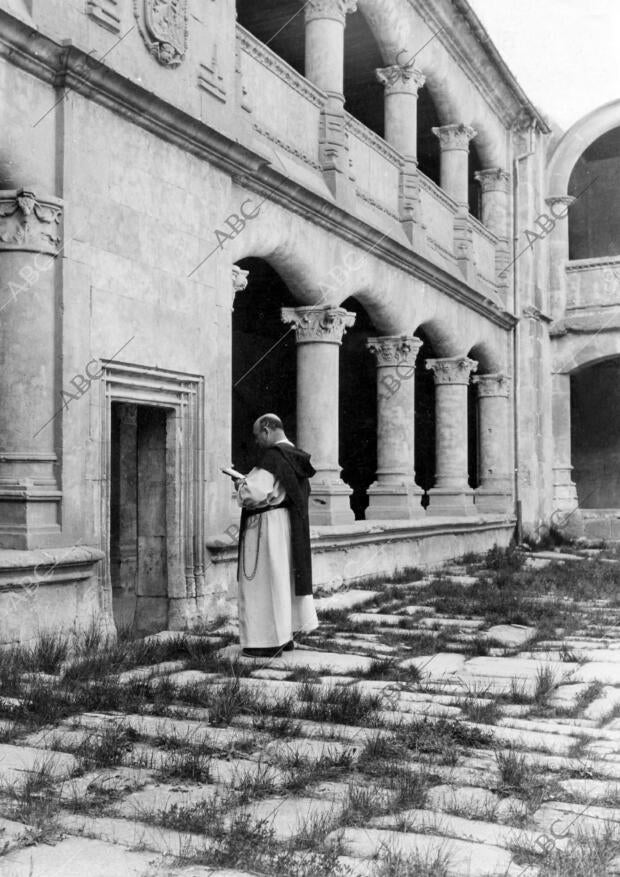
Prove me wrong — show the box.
[135,0,189,67]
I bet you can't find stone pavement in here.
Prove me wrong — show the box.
[0,547,619,875]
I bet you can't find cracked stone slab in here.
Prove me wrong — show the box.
[532,800,620,836]
[1,836,161,876]
[326,827,524,876]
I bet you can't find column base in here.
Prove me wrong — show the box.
[366,481,426,520]
[427,487,477,517]
[474,488,513,514]
[308,482,354,526]
[0,492,61,550]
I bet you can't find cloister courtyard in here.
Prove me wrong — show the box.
[0,543,619,876]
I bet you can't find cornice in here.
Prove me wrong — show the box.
[410,0,549,134]
[0,11,516,331]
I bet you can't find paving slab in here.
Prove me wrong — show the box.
[59,766,155,802]
[399,653,468,677]
[484,625,536,646]
[115,782,222,818]
[73,712,252,750]
[57,813,210,857]
[572,661,620,685]
[2,839,159,875]
[0,744,79,789]
[558,778,620,800]
[326,827,521,876]
[218,645,374,674]
[313,589,380,612]
[226,795,342,840]
[462,656,579,681]
[424,784,529,822]
[262,737,360,766]
[532,800,620,836]
[0,816,28,853]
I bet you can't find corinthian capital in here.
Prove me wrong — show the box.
[281,305,355,344]
[432,124,477,152]
[375,65,426,97]
[426,356,478,385]
[305,0,358,24]
[0,188,63,254]
[474,168,511,194]
[473,372,511,398]
[367,335,423,368]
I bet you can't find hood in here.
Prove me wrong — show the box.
[271,443,316,478]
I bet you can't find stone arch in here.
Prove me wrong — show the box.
[414,318,462,358]
[553,330,620,375]
[548,99,620,196]
[467,341,503,374]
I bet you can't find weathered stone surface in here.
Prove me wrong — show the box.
[219,645,374,674]
[116,782,222,818]
[484,624,536,646]
[262,737,360,765]
[532,801,620,836]
[314,589,380,612]
[227,796,342,840]
[0,744,79,788]
[424,784,528,822]
[572,661,620,685]
[463,656,579,680]
[1,837,160,876]
[399,653,467,676]
[558,778,620,800]
[57,813,210,857]
[326,827,519,876]
[0,816,28,853]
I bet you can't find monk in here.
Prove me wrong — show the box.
[235,414,318,658]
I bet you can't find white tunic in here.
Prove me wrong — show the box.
[237,460,318,648]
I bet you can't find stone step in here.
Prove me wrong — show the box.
[0,836,163,877]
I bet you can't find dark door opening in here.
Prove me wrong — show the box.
[110,402,169,635]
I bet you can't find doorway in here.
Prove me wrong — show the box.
[110,402,169,634]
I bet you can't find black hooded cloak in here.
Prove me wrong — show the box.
[238,443,316,596]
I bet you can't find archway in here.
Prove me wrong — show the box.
[571,358,620,507]
[568,127,620,260]
[339,297,378,519]
[343,8,385,137]
[232,258,298,474]
[417,85,441,185]
[413,329,437,507]
[235,0,304,74]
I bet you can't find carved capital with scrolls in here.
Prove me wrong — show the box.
[375,65,425,97]
[0,188,63,254]
[473,372,511,398]
[305,0,358,25]
[426,356,478,385]
[432,124,477,152]
[281,306,355,345]
[367,335,423,368]
[474,168,511,194]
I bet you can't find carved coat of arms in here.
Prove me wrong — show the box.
[134,0,189,67]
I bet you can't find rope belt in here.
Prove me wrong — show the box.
[241,500,291,580]
[245,499,292,516]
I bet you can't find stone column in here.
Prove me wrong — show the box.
[376,64,426,246]
[432,124,477,208]
[0,187,63,548]
[551,372,580,526]
[426,356,478,516]
[281,305,356,525]
[366,335,425,519]
[475,168,511,295]
[230,265,249,519]
[546,196,575,318]
[472,373,512,513]
[305,0,357,93]
[305,0,357,204]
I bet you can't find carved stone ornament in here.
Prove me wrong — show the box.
[367,335,423,368]
[432,124,478,151]
[305,0,358,25]
[281,306,356,344]
[473,372,511,398]
[375,65,425,97]
[0,188,63,254]
[232,264,249,293]
[134,0,189,68]
[426,356,478,385]
[474,168,511,194]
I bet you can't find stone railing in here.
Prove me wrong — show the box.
[236,24,324,169]
[344,111,400,219]
[470,213,499,289]
[418,174,458,267]
[565,255,620,311]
